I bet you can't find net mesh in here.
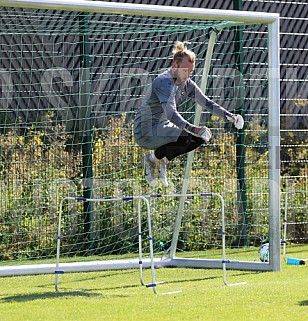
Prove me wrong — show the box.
[0,7,273,262]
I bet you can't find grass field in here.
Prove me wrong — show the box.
[0,245,307,321]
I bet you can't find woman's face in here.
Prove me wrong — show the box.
[172,56,195,84]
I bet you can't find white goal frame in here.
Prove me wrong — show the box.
[0,0,281,277]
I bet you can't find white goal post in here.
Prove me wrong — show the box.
[0,0,281,277]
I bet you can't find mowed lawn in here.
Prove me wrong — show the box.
[0,245,307,321]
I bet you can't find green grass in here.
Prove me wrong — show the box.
[1,245,307,321]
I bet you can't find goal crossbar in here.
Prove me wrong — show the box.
[1,0,279,24]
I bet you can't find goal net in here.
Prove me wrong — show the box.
[0,1,280,277]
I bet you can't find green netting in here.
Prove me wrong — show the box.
[0,7,275,262]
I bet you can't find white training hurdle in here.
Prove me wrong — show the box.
[55,192,247,294]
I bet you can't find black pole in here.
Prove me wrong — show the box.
[233,0,247,246]
[79,13,94,251]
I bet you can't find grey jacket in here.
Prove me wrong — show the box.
[134,68,230,150]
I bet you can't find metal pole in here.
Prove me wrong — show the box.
[169,22,241,258]
[234,0,247,246]
[79,12,94,251]
[268,18,281,272]
[169,28,220,258]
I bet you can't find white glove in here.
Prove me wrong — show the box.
[184,123,212,142]
[226,114,244,129]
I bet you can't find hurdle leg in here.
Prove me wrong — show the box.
[216,193,246,287]
[55,198,66,292]
[137,199,145,285]
[141,196,158,294]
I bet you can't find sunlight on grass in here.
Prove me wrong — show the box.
[0,245,307,321]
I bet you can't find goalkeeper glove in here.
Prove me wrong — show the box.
[184,123,212,142]
[225,114,244,129]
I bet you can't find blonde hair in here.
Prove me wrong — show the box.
[172,41,195,64]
